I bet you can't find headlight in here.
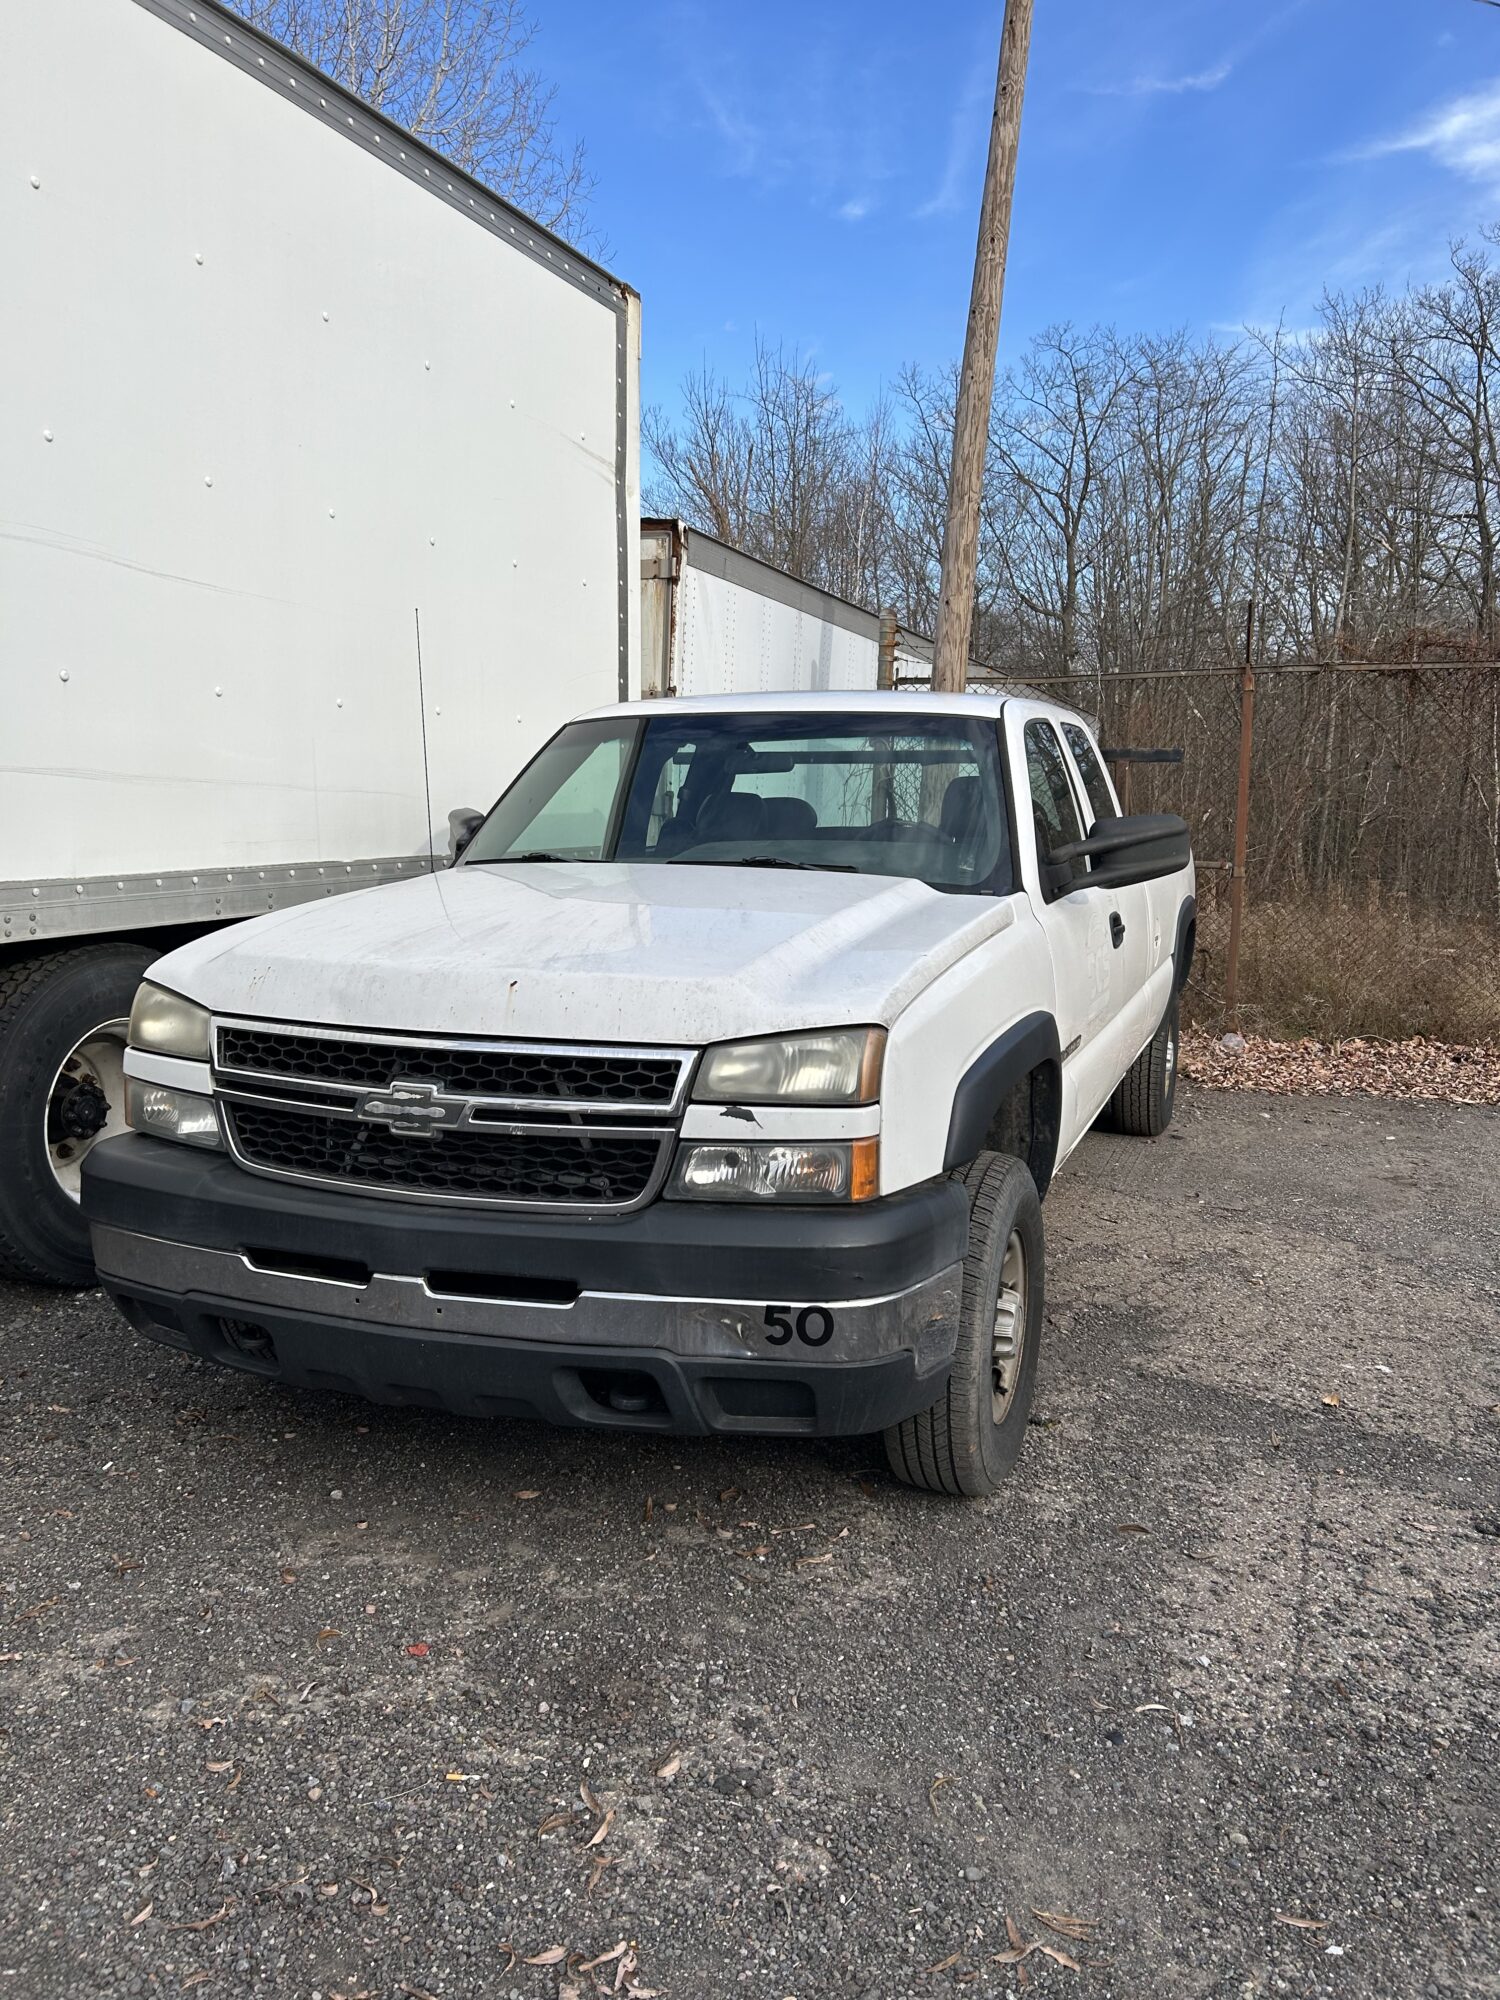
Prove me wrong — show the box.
[667,1138,878,1203]
[125,1080,223,1150]
[128,981,212,1062]
[693,1028,884,1106]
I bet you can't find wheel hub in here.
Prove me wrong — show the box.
[991,1231,1027,1419]
[52,1070,112,1143]
[44,1018,130,1201]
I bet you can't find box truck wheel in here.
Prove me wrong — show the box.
[0,944,155,1286]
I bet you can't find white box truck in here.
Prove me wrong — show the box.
[0,0,641,1283]
[640,519,946,699]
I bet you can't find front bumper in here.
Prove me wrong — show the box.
[82,1137,966,1437]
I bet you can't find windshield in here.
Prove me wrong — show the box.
[462,711,1014,894]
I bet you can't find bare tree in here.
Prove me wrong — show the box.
[230,0,592,234]
[645,342,897,603]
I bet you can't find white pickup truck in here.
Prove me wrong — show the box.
[81,692,1194,1495]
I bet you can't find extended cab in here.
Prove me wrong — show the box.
[80,693,1194,1495]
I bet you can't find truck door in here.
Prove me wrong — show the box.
[1060,721,1158,1064]
[1018,717,1120,1148]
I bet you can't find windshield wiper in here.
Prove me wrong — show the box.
[474,850,575,864]
[670,854,858,874]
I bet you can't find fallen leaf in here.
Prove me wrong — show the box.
[166,1901,233,1933]
[522,1945,567,1965]
[718,1487,740,1504]
[315,1627,341,1647]
[578,1942,629,1972]
[1275,1913,1327,1930]
[581,1780,602,1815]
[586,1854,617,1892]
[536,1811,573,1836]
[797,1552,833,1567]
[656,1753,682,1780]
[1114,1523,1150,1534]
[181,1975,211,1990]
[404,1642,430,1657]
[513,1490,541,1502]
[926,1952,962,1972]
[279,1568,297,1586]
[129,1902,153,1927]
[205,1760,233,1775]
[929,1774,952,1817]
[1321,1393,1341,1409]
[586,1808,616,1848]
[1005,1916,1025,1952]
[1032,1909,1098,1942]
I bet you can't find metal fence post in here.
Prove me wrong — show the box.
[1224,604,1257,1025]
[877,608,898,691]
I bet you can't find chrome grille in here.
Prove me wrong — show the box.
[216,1024,685,1109]
[212,1020,692,1210]
[227,1101,666,1206]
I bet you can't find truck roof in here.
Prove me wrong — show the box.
[580,688,1093,725]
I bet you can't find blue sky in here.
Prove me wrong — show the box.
[542,0,1500,422]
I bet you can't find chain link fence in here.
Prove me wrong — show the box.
[1026,662,1500,1043]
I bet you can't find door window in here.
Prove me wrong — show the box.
[1024,720,1086,892]
[1061,723,1118,825]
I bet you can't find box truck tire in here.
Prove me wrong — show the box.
[0,944,155,1287]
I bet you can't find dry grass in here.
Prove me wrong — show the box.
[1186,891,1500,1044]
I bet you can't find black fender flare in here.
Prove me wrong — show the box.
[943,1011,1062,1180]
[1172,894,1197,991]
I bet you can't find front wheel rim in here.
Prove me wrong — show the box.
[991,1231,1027,1420]
[45,1018,130,1202]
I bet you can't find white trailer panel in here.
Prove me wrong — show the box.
[640,521,884,700]
[1,0,637,938]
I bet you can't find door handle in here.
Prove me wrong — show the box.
[1109,911,1126,949]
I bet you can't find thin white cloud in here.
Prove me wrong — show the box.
[1354,77,1500,188]
[915,57,992,218]
[837,197,872,222]
[1089,59,1233,98]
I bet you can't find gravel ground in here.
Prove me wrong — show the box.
[0,1087,1496,2000]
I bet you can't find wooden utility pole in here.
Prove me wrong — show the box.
[931,0,1035,693]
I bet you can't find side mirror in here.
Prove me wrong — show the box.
[447,806,485,865]
[1047,812,1190,891]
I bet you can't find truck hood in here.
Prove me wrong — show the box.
[152,862,1017,1045]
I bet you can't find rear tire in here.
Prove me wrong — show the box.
[0,944,156,1286]
[884,1152,1044,1497]
[1108,990,1179,1139]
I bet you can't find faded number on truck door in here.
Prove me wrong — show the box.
[763,1306,835,1347]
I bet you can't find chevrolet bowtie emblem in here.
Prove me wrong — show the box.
[355,1079,465,1136]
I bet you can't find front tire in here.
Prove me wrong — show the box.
[0,944,156,1286]
[1108,989,1179,1138]
[884,1153,1044,1497]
